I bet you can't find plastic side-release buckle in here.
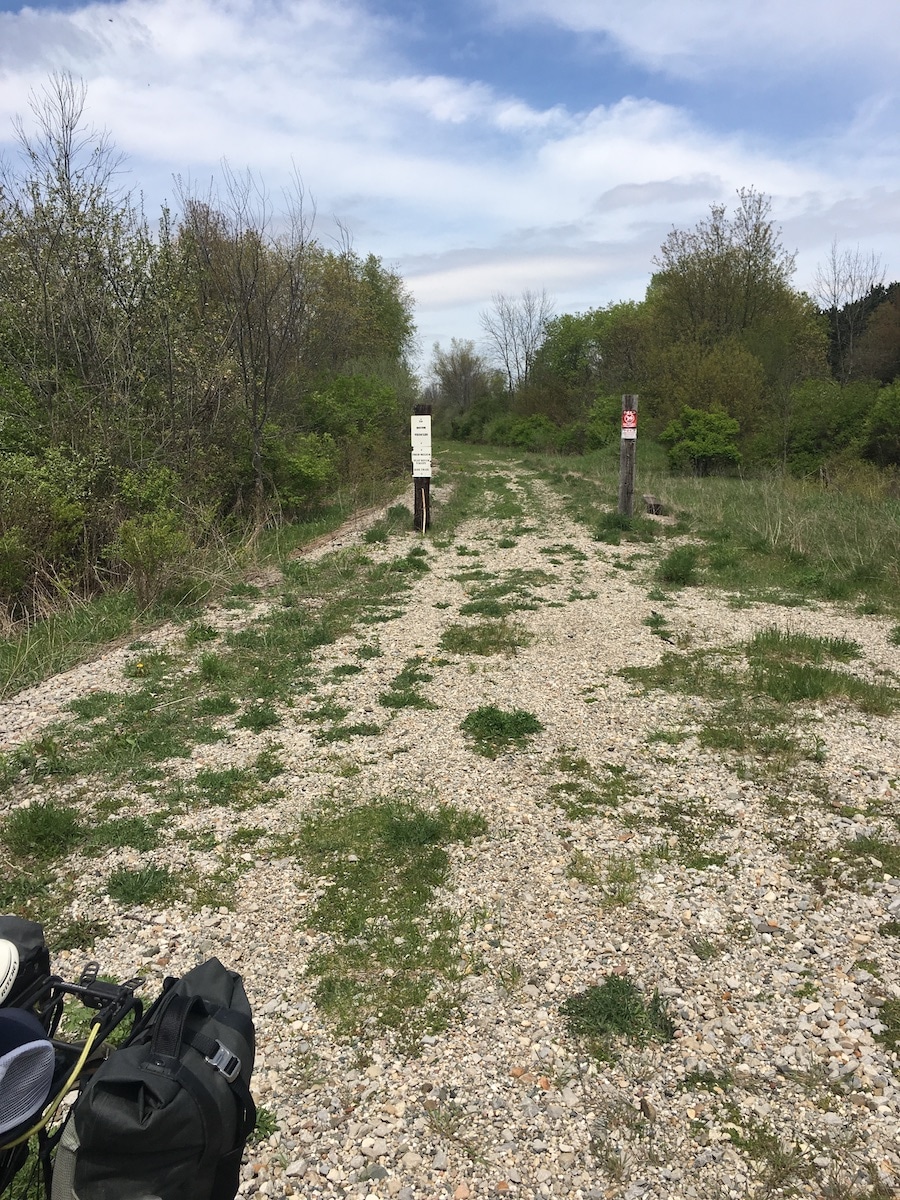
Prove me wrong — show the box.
[205,1041,241,1083]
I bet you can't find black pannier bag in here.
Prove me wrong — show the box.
[0,915,51,1008]
[51,957,256,1200]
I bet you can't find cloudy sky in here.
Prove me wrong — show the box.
[0,0,898,370]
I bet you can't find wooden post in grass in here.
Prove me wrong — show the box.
[618,394,638,518]
[412,404,432,532]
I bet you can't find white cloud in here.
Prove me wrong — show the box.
[0,0,898,365]
[485,0,900,80]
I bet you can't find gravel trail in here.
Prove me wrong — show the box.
[2,459,899,1200]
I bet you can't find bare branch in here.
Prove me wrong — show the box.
[479,288,555,391]
[814,238,885,383]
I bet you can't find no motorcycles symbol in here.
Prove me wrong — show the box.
[621,408,638,439]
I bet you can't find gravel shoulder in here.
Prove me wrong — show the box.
[2,459,899,1200]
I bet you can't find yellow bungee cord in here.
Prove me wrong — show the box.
[0,1020,102,1151]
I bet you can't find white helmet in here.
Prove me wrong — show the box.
[0,939,19,1007]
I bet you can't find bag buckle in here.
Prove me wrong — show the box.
[205,1041,241,1083]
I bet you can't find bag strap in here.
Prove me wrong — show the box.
[149,995,257,1145]
[122,974,178,1046]
[150,992,199,1060]
[179,1024,257,1143]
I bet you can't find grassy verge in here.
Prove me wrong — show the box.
[0,523,435,935]
[0,482,410,701]
[533,443,900,613]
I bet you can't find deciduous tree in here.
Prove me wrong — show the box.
[429,338,495,417]
[814,239,885,384]
[651,188,797,347]
[0,72,156,452]
[178,167,314,521]
[855,284,900,384]
[479,289,554,393]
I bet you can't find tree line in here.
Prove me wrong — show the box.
[3,76,897,627]
[429,189,900,478]
[0,76,417,620]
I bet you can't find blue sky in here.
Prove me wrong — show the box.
[1,0,898,372]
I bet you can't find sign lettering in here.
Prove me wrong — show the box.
[411,415,432,477]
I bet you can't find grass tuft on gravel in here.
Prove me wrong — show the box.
[460,706,543,757]
[440,620,532,656]
[560,976,674,1061]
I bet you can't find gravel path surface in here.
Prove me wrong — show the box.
[2,459,899,1199]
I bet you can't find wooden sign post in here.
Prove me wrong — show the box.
[411,403,432,532]
[617,394,638,518]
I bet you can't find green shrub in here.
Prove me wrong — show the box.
[481,414,561,453]
[556,421,587,454]
[656,545,699,586]
[117,465,182,516]
[0,449,94,607]
[109,511,193,607]
[0,366,42,454]
[261,426,338,515]
[660,406,741,475]
[772,379,875,476]
[585,394,624,450]
[864,381,900,468]
[304,375,407,483]
[0,528,28,596]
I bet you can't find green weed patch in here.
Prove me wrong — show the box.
[315,722,382,743]
[751,660,896,715]
[284,799,488,1051]
[474,568,555,600]
[362,505,412,544]
[746,627,862,663]
[84,815,161,853]
[1,799,82,862]
[236,703,282,732]
[458,598,517,618]
[440,620,532,656]
[560,976,674,1061]
[193,766,261,808]
[460,706,543,757]
[540,543,588,562]
[547,755,633,819]
[622,625,897,775]
[379,656,437,710]
[602,514,661,545]
[656,545,700,586]
[106,864,178,906]
[567,849,644,905]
